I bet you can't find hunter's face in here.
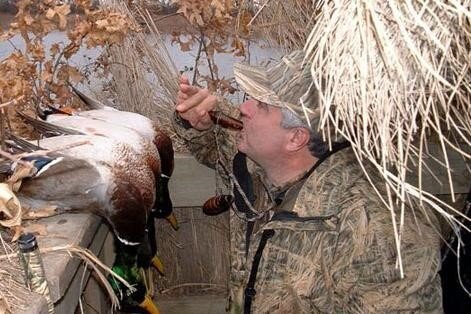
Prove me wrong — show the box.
[237,98,290,164]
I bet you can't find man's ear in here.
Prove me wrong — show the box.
[286,128,310,152]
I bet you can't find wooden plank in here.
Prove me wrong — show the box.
[37,213,102,303]
[169,154,216,207]
[53,221,110,314]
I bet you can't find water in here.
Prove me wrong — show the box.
[0,13,282,103]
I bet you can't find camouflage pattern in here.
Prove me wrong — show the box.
[234,50,329,136]
[233,50,316,120]
[172,100,443,313]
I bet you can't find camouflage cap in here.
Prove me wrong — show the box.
[233,50,319,128]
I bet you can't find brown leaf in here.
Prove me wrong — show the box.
[57,88,72,105]
[41,60,54,84]
[55,4,71,30]
[63,43,80,59]
[46,8,56,20]
[67,66,83,83]
[68,20,91,41]
[50,43,60,57]
[11,225,23,242]
[28,41,46,62]
[179,41,191,52]
[41,68,53,84]
[95,18,110,30]
[23,14,35,26]
[55,4,71,17]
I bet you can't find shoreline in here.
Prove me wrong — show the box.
[0,10,192,34]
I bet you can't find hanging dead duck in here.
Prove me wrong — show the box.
[37,86,177,231]
[3,133,160,313]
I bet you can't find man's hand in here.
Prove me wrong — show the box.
[176,76,217,131]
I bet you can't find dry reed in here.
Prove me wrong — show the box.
[302,1,471,271]
[98,0,182,146]
[242,0,471,275]
[241,0,322,52]
[0,229,133,312]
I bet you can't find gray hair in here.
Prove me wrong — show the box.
[280,107,330,158]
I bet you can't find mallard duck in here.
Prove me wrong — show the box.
[37,87,177,231]
[3,134,160,313]
[20,113,172,277]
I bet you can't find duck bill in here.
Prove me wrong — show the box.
[151,255,165,276]
[139,295,161,314]
[166,213,179,230]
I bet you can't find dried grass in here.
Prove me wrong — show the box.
[0,229,133,312]
[154,208,229,297]
[98,0,182,147]
[302,0,471,271]
[244,0,471,274]
[241,0,322,53]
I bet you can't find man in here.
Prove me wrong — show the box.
[173,50,443,313]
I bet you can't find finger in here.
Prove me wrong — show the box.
[194,94,217,115]
[190,112,214,131]
[176,89,211,112]
[177,91,189,103]
[179,75,189,85]
[180,83,199,97]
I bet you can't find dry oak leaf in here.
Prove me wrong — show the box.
[67,66,83,83]
[46,8,56,20]
[22,13,35,26]
[55,4,71,30]
[27,41,46,62]
[41,62,54,84]
[50,43,60,57]
[68,20,92,42]
[0,183,22,229]
[179,41,191,52]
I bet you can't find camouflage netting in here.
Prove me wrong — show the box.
[247,0,471,256]
[304,0,471,238]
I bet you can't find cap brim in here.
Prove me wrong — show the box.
[233,62,282,107]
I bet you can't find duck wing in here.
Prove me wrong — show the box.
[32,134,156,210]
[16,111,84,137]
[13,134,154,245]
[70,85,117,111]
[75,109,156,140]
[20,114,161,176]
[17,155,105,212]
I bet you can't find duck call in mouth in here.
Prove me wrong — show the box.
[208,111,243,130]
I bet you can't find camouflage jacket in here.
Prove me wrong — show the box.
[172,103,443,313]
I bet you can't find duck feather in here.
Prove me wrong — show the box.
[8,134,156,244]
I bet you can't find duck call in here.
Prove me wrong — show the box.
[208,111,243,130]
